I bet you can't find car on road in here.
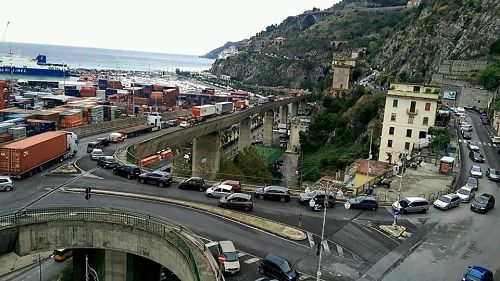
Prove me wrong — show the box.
[113,164,141,179]
[90,149,104,160]
[138,171,172,188]
[465,176,479,191]
[87,141,103,153]
[469,151,485,163]
[97,156,117,169]
[470,165,483,178]
[486,168,500,181]
[166,119,178,127]
[467,141,480,151]
[216,241,240,275]
[392,197,429,214]
[178,177,208,191]
[96,137,110,147]
[433,194,461,210]
[255,186,291,203]
[298,190,335,207]
[218,193,253,212]
[462,266,494,281]
[179,121,191,128]
[258,254,299,281]
[481,117,490,125]
[461,124,473,132]
[347,196,379,211]
[462,131,472,140]
[0,176,13,192]
[492,136,500,144]
[206,184,237,198]
[456,186,475,203]
[470,194,495,214]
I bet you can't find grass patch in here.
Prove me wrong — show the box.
[252,146,285,166]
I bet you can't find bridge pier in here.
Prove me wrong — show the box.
[299,101,306,114]
[238,117,252,152]
[279,105,288,124]
[290,102,299,117]
[263,110,274,147]
[192,132,221,178]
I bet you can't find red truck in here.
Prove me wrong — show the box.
[0,131,79,178]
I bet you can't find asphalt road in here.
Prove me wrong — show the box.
[0,258,68,281]
[382,111,500,280]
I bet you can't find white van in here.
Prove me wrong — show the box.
[456,107,466,117]
[109,132,124,143]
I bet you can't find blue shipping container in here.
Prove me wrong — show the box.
[105,89,118,95]
[66,89,81,97]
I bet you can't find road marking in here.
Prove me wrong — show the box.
[458,139,463,143]
[244,257,260,264]
[487,143,492,146]
[205,241,218,247]
[237,252,246,258]
[307,232,315,248]
[299,274,310,280]
[336,245,344,258]
[321,240,330,254]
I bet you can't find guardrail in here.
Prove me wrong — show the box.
[0,207,206,281]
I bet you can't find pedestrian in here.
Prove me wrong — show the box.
[309,199,316,211]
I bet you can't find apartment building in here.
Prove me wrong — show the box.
[379,83,441,163]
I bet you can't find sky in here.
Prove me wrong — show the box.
[1,0,338,56]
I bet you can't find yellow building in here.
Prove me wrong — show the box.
[379,83,441,163]
[351,160,393,195]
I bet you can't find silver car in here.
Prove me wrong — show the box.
[433,194,461,210]
[470,165,482,178]
[465,176,479,191]
[486,168,500,182]
[0,176,13,191]
[456,186,475,203]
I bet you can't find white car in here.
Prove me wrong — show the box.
[90,149,104,160]
[470,165,482,178]
[492,136,500,144]
[217,241,240,275]
[179,121,191,128]
[456,186,475,203]
[467,141,480,152]
[205,184,235,198]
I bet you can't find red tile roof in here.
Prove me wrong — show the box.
[354,159,393,176]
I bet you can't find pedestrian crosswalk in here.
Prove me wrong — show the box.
[458,139,498,147]
[305,231,358,260]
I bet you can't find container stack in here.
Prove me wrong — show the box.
[27,120,57,134]
[59,110,84,129]
[88,105,103,124]
[9,126,27,140]
[0,123,14,143]
[80,86,96,98]
[98,79,108,90]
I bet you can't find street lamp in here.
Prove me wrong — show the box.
[315,180,335,281]
[393,150,410,228]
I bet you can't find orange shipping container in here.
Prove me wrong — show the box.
[160,149,173,159]
[134,97,149,106]
[140,155,161,166]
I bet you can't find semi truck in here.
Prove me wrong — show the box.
[215,102,234,115]
[115,115,162,139]
[192,105,216,119]
[0,131,78,178]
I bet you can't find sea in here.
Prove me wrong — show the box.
[0,42,214,80]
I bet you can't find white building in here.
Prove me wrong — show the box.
[379,83,441,163]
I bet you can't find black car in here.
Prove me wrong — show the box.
[113,164,141,179]
[86,141,103,153]
[481,117,490,125]
[462,131,472,140]
[255,186,291,203]
[138,171,172,188]
[97,156,117,169]
[178,177,208,191]
[96,137,110,147]
[470,193,495,214]
[469,151,485,163]
[218,193,253,212]
[258,254,299,281]
[347,196,379,211]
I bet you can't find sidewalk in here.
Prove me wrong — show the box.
[0,251,52,277]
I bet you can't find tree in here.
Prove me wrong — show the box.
[489,38,500,55]
[429,131,451,152]
[477,59,500,91]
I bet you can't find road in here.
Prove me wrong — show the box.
[381,111,500,280]
[0,258,68,281]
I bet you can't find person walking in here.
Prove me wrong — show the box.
[309,198,316,211]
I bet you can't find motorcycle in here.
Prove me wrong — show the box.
[377,178,392,188]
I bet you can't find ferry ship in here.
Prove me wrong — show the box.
[0,52,70,77]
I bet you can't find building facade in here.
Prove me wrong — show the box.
[378,83,440,163]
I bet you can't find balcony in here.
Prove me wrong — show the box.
[406,108,418,115]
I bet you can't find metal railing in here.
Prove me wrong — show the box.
[0,207,204,281]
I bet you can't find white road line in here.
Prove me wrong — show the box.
[205,241,218,247]
[336,245,344,258]
[244,257,260,264]
[307,232,315,248]
[321,240,330,254]
[299,274,310,280]
[237,252,246,258]
[458,139,463,142]
[487,143,492,146]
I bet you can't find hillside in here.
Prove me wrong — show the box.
[201,41,241,59]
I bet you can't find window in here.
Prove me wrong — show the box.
[423,117,429,126]
[408,116,414,124]
[410,101,416,113]
[413,86,421,92]
[388,140,393,148]
[406,129,412,137]
[391,113,396,121]
[389,127,395,135]
[392,99,398,107]
[419,131,427,138]
[405,142,411,150]
[425,103,431,111]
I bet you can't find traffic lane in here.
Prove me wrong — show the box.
[469,112,500,175]
[0,258,67,281]
[31,192,317,275]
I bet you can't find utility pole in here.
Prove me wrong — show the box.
[393,151,407,228]
[85,255,89,281]
[38,254,42,281]
[316,182,331,281]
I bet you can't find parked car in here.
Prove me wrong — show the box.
[113,164,141,179]
[470,165,483,178]
[138,171,172,188]
[461,124,473,133]
[298,190,335,207]
[467,141,480,151]
[462,131,472,140]
[179,121,191,128]
[492,136,500,144]
[469,151,485,163]
[258,254,299,281]
[218,193,253,212]
[220,180,242,192]
[392,197,429,214]
[470,193,495,214]
[486,168,500,181]
[97,156,117,169]
[433,194,461,210]
[481,117,490,125]
[456,186,475,203]
[206,184,237,198]
[178,177,208,191]
[0,176,13,191]
[87,141,103,153]
[96,137,110,147]
[90,149,104,160]
[255,186,291,203]
[465,176,479,191]
[347,196,379,211]
[216,241,240,275]
[463,266,494,281]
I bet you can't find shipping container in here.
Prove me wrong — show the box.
[192,105,216,118]
[215,102,234,115]
[235,100,248,110]
[0,131,78,178]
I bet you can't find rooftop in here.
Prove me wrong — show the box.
[354,159,393,176]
